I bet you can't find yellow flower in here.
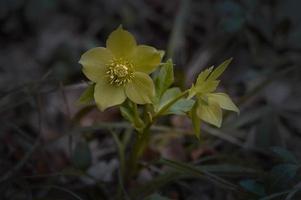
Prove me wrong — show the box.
[79,26,164,111]
[189,59,239,127]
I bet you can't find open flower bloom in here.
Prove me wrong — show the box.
[79,26,163,111]
[189,60,239,127]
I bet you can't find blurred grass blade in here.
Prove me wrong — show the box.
[159,158,240,191]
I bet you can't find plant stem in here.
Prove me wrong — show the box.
[126,128,150,183]
[125,90,189,183]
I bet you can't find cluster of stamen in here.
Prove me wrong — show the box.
[106,59,134,86]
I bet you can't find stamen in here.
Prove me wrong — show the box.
[106,59,134,86]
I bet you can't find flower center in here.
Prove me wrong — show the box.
[106,59,134,86]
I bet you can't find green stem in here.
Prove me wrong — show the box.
[126,128,150,183]
[125,90,189,183]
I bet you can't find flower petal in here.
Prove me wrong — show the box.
[106,26,137,58]
[79,47,113,82]
[131,45,163,74]
[125,72,155,104]
[94,82,126,111]
[208,93,239,113]
[197,101,222,128]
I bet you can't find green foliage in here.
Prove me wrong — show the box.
[159,158,241,191]
[167,98,194,115]
[154,59,174,99]
[269,164,299,190]
[120,100,144,131]
[240,179,266,197]
[156,87,194,115]
[208,58,232,81]
[3,1,301,199]
[237,148,300,200]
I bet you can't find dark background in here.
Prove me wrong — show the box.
[1,0,301,199]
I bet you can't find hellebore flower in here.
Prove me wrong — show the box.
[189,59,239,127]
[79,26,163,111]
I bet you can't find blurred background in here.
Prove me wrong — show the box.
[1,0,301,199]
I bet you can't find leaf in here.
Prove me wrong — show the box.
[271,164,298,180]
[167,98,195,115]
[197,101,223,128]
[120,102,135,123]
[157,87,181,110]
[159,158,240,191]
[72,140,92,171]
[208,93,239,113]
[269,164,300,191]
[207,58,232,81]
[197,80,220,94]
[144,193,170,200]
[196,66,214,84]
[155,59,174,98]
[120,101,144,131]
[270,147,298,164]
[240,179,266,197]
[77,83,95,105]
[198,164,258,177]
[157,87,194,115]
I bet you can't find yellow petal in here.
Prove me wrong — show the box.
[106,26,137,58]
[79,47,113,82]
[94,82,126,111]
[131,45,163,74]
[125,72,155,104]
[208,93,239,113]
[197,101,222,128]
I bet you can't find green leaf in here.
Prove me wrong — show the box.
[270,147,298,164]
[156,87,180,112]
[120,101,135,122]
[120,101,144,131]
[269,164,300,191]
[77,83,95,105]
[155,59,174,98]
[158,87,181,110]
[168,98,195,115]
[144,193,170,200]
[72,140,92,171]
[207,58,232,81]
[156,87,194,115]
[271,164,299,179]
[159,158,240,191]
[240,179,266,197]
[198,164,258,177]
[190,101,201,139]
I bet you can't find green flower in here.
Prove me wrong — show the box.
[189,59,239,127]
[79,26,164,111]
